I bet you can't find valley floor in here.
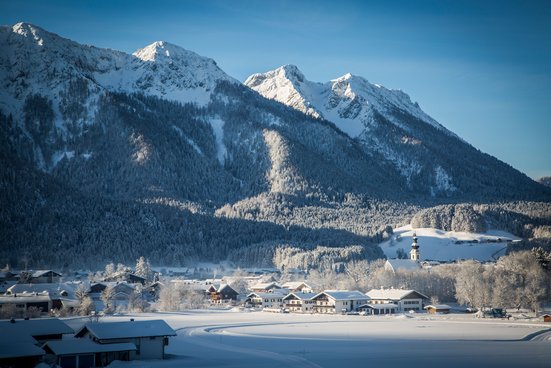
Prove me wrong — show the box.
[67,311,551,368]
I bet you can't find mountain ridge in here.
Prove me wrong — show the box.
[0,22,549,268]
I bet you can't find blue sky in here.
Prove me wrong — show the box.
[2,0,550,179]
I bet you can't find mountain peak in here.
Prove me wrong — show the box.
[133,41,202,62]
[10,22,50,46]
[276,64,305,83]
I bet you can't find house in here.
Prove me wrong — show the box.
[104,271,146,285]
[0,292,53,316]
[206,283,239,304]
[357,303,398,315]
[384,259,422,273]
[43,339,136,368]
[29,270,62,284]
[0,270,19,282]
[0,318,74,343]
[282,292,317,313]
[75,319,176,360]
[6,282,78,310]
[0,333,45,368]
[281,281,313,293]
[246,292,286,309]
[88,282,136,310]
[310,291,368,314]
[366,288,429,312]
[543,314,551,323]
[250,281,285,293]
[425,304,451,314]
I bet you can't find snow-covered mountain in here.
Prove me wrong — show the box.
[0,22,549,268]
[245,64,447,138]
[246,65,474,195]
[0,22,234,121]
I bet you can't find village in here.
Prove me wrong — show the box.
[1,237,550,367]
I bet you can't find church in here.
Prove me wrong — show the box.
[384,233,422,273]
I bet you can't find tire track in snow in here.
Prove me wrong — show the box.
[175,323,322,368]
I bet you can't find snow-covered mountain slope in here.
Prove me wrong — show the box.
[379,225,518,262]
[0,23,235,119]
[245,64,448,138]
[0,22,549,267]
[245,65,548,198]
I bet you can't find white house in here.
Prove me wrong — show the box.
[357,303,398,315]
[250,282,286,293]
[75,319,176,360]
[311,291,368,314]
[281,281,313,293]
[246,292,286,309]
[384,259,422,273]
[282,292,317,313]
[366,288,428,312]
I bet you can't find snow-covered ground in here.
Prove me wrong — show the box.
[63,310,551,368]
[380,225,519,262]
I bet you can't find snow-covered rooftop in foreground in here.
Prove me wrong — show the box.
[75,319,176,339]
[380,225,518,262]
[44,340,136,355]
[81,311,551,368]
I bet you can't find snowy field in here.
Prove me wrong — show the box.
[64,311,551,368]
[380,225,518,262]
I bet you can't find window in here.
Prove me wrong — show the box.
[78,354,94,368]
[60,356,77,368]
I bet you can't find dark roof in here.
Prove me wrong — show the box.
[75,319,176,339]
[0,342,44,359]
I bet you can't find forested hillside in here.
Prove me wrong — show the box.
[0,23,549,269]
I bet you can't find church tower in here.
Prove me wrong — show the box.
[410,232,420,261]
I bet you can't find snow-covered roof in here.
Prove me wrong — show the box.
[317,290,368,301]
[0,318,74,337]
[44,339,136,355]
[384,259,421,272]
[283,292,317,301]
[358,303,399,310]
[31,270,62,278]
[75,320,176,339]
[281,281,311,290]
[250,282,282,290]
[0,293,52,304]
[7,282,77,297]
[425,304,451,310]
[0,342,44,359]
[247,292,286,299]
[366,288,429,301]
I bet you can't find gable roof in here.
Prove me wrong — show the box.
[31,270,62,278]
[7,282,77,297]
[366,288,429,301]
[385,259,422,272]
[0,342,44,359]
[75,319,176,339]
[0,318,74,337]
[250,282,282,290]
[281,281,311,290]
[282,292,317,301]
[315,290,368,301]
[44,340,136,355]
[247,292,286,299]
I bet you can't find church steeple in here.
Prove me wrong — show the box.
[410,232,420,261]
